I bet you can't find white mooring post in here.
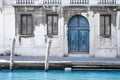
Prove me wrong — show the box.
[45,37,52,71]
[10,37,16,70]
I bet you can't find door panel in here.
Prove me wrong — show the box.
[79,16,89,27]
[79,30,89,52]
[68,30,79,52]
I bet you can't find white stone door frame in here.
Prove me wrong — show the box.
[63,11,95,57]
[117,11,120,57]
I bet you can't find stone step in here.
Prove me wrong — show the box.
[71,65,120,70]
[71,62,120,66]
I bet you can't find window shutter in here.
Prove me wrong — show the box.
[100,15,111,38]
[21,14,33,36]
[100,16,104,36]
[53,16,58,35]
[47,14,58,36]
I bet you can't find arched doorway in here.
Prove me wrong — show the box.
[68,15,89,53]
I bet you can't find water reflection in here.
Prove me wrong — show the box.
[8,71,12,80]
[44,72,48,80]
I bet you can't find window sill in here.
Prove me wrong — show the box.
[45,35,58,38]
[19,35,34,38]
[100,36,111,39]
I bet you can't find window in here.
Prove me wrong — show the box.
[100,15,111,38]
[21,14,33,35]
[47,14,58,35]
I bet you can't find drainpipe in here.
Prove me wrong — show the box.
[10,37,16,70]
[45,36,52,71]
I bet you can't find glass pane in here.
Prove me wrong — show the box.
[47,16,52,35]
[100,16,104,36]
[105,16,110,37]
[53,16,58,35]
[21,16,27,35]
[27,15,33,35]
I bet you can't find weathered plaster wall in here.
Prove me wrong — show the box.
[0,10,3,53]
[0,6,15,54]
[94,8,118,57]
[63,6,118,57]
[14,6,64,56]
[0,4,119,57]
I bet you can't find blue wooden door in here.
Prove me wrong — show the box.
[68,15,89,53]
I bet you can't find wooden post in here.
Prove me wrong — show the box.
[45,38,52,71]
[10,37,16,70]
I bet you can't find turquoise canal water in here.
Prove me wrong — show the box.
[0,70,120,80]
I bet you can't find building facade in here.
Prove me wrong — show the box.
[0,0,120,57]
